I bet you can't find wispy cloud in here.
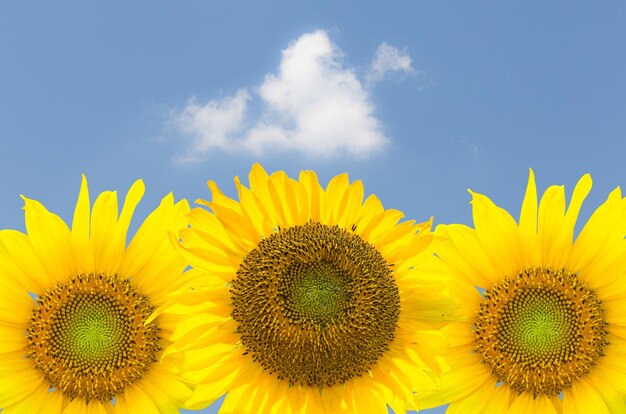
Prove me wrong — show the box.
[170,31,419,163]
[172,89,250,163]
[365,42,416,86]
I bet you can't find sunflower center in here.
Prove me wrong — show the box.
[60,295,122,361]
[232,222,399,388]
[283,260,350,325]
[508,289,573,357]
[26,274,161,403]
[475,267,608,397]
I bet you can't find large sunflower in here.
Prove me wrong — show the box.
[163,164,456,413]
[421,170,626,413]
[0,176,195,413]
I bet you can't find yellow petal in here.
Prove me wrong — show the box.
[480,384,513,414]
[538,185,568,267]
[235,175,272,237]
[569,187,626,285]
[184,357,242,409]
[247,163,276,221]
[116,384,160,414]
[506,392,535,414]
[446,380,495,414]
[2,384,58,414]
[207,179,243,214]
[563,173,592,237]
[470,190,522,277]
[324,172,349,225]
[562,378,610,414]
[0,331,27,355]
[359,208,404,245]
[584,372,626,414]
[90,190,119,274]
[65,398,111,414]
[417,354,492,408]
[138,369,191,414]
[436,224,501,288]
[267,170,292,228]
[299,170,323,222]
[0,230,49,292]
[0,359,44,407]
[349,379,387,414]
[22,196,73,283]
[518,169,541,266]
[121,194,188,303]
[109,179,145,268]
[71,174,93,273]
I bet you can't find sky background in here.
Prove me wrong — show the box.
[1,2,625,413]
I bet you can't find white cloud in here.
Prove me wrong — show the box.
[171,31,418,162]
[244,31,386,157]
[172,89,250,163]
[366,42,416,86]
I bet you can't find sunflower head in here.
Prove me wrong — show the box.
[0,176,195,412]
[422,170,626,413]
[164,163,457,413]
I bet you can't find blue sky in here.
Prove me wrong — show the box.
[1,2,625,413]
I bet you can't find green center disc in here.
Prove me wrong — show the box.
[507,289,573,357]
[52,293,128,365]
[69,303,117,360]
[283,260,350,325]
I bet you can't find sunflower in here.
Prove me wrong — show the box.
[162,163,456,413]
[421,170,626,413]
[0,176,195,413]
